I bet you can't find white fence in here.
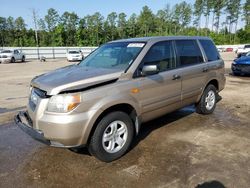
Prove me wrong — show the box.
[0,47,97,59]
[0,44,247,60]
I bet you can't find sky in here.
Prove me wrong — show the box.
[0,0,244,30]
[0,0,193,27]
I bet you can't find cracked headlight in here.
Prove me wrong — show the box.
[47,93,81,113]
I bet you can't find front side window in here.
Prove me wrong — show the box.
[175,40,204,67]
[79,42,145,71]
[141,41,176,72]
[199,40,220,62]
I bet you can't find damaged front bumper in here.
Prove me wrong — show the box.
[14,111,51,145]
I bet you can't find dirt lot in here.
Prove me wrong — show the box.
[0,53,250,188]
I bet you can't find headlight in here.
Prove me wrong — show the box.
[232,61,236,65]
[47,93,81,113]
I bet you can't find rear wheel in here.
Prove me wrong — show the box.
[196,84,217,114]
[88,111,134,162]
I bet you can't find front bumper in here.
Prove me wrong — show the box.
[0,58,11,63]
[67,56,82,61]
[15,110,92,148]
[14,111,51,145]
[232,64,250,74]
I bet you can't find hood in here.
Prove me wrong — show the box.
[235,56,250,65]
[31,64,123,95]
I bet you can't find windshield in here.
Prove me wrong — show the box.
[246,52,250,56]
[1,50,12,53]
[69,51,80,54]
[79,42,145,71]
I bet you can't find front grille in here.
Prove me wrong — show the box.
[29,99,36,111]
[236,64,250,68]
[234,64,250,72]
[29,87,49,111]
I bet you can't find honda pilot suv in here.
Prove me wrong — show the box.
[15,36,225,162]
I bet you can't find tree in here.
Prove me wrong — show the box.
[44,8,59,45]
[127,13,137,38]
[45,8,59,32]
[61,11,79,46]
[138,6,155,36]
[243,0,250,27]
[0,17,7,46]
[193,0,204,32]
[156,9,167,35]
[213,0,225,33]
[106,12,117,40]
[92,12,104,45]
[225,0,241,43]
[117,13,127,38]
[172,2,192,34]
[0,3,249,47]
[203,0,213,35]
[15,17,26,46]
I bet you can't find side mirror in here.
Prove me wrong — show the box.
[141,64,159,76]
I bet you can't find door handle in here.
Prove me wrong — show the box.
[202,68,208,72]
[172,74,181,80]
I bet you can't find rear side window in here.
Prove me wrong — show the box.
[142,41,176,72]
[199,40,220,61]
[175,40,204,67]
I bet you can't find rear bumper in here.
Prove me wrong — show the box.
[14,111,51,145]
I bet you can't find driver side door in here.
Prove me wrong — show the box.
[135,41,182,122]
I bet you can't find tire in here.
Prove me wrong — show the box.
[196,84,217,115]
[22,56,25,62]
[11,57,15,63]
[88,111,134,162]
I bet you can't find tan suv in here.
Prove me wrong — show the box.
[15,36,225,162]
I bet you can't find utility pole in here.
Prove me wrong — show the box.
[32,9,40,59]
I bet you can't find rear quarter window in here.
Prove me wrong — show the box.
[199,40,220,62]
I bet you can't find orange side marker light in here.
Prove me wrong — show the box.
[131,88,140,94]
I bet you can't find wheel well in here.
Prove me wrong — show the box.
[87,103,137,145]
[207,79,218,90]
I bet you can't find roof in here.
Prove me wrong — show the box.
[110,36,211,43]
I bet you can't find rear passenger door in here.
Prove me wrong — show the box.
[174,40,207,106]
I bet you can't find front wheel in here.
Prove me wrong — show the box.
[22,56,25,62]
[11,57,15,63]
[196,85,217,114]
[88,111,134,162]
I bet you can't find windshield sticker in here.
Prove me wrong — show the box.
[127,43,145,48]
